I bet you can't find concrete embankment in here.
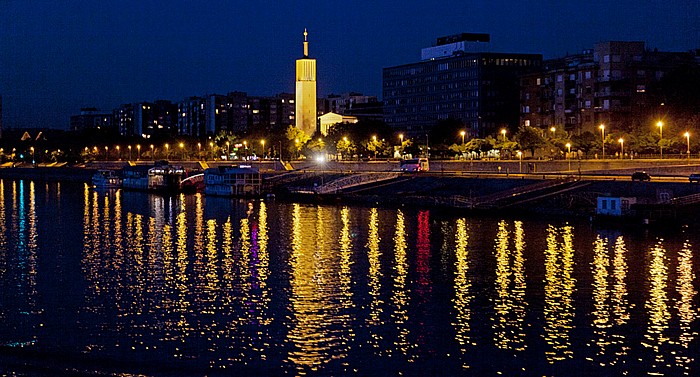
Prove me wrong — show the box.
[271,171,700,219]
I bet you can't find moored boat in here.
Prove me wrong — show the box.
[92,169,121,189]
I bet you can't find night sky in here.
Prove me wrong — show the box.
[1,1,698,130]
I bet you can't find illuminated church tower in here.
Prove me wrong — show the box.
[295,29,317,137]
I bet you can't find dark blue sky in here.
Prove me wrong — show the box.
[1,0,698,130]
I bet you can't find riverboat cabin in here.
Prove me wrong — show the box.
[148,164,187,192]
[204,165,262,196]
[121,165,150,190]
[596,196,636,217]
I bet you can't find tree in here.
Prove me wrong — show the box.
[336,138,356,159]
[285,126,311,159]
[514,126,546,157]
[570,131,597,157]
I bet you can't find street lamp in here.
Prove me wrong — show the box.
[261,139,265,158]
[685,132,691,162]
[372,135,377,159]
[105,146,109,160]
[399,133,404,144]
[30,147,35,164]
[501,129,507,141]
[137,144,141,160]
[599,124,605,159]
[460,130,466,145]
[128,145,132,161]
[165,143,170,159]
[179,142,185,160]
[197,142,201,161]
[517,151,523,173]
[565,142,571,171]
[618,138,624,159]
[150,144,154,160]
[226,141,230,159]
[550,127,556,138]
[116,145,120,160]
[657,121,663,158]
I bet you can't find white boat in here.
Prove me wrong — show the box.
[92,169,122,189]
[204,165,262,196]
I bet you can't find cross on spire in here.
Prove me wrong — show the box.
[303,28,309,57]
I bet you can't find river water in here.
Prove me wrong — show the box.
[0,179,698,376]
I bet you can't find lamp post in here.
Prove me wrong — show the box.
[657,121,663,159]
[399,133,404,144]
[165,143,170,159]
[30,147,35,164]
[179,142,185,160]
[261,139,265,159]
[128,145,132,161]
[565,142,571,171]
[150,144,154,160]
[550,126,556,138]
[116,145,120,160]
[137,144,141,160]
[618,138,624,159]
[197,142,201,161]
[685,132,690,163]
[599,124,605,159]
[501,129,507,141]
[517,151,522,173]
[226,141,230,159]
[460,130,466,145]
[372,135,377,159]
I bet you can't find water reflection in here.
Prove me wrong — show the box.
[390,210,413,360]
[286,204,349,374]
[543,224,575,363]
[492,220,526,352]
[452,218,473,369]
[644,240,671,375]
[2,180,700,375]
[675,241,696,374]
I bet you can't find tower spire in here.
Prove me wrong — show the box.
[303,28,309,57]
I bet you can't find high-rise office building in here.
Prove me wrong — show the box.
[383,33,541,138]
[295,29,317,137]
[70,108,114,131]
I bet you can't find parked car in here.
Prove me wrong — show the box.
[689,173,700,183]
[631,171,651,181]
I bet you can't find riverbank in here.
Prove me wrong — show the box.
[3,162,700,225]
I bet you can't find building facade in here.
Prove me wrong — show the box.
[520,41,699,135]
[324,93,378,115]
[295,29,317,137]
[70,108,114,132]
[383,33,541,138]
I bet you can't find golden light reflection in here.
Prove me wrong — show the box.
[367,207,384,350]
[543,225,575,363]
[674,241,696,373]
[609,235,630,367]
[643,240,670,374]
[491,220,526,352]
[452,218,473,368]
[286,204,346,373]
[590,235,612,363]
[391,209,413,359]
[338,207,355,344]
